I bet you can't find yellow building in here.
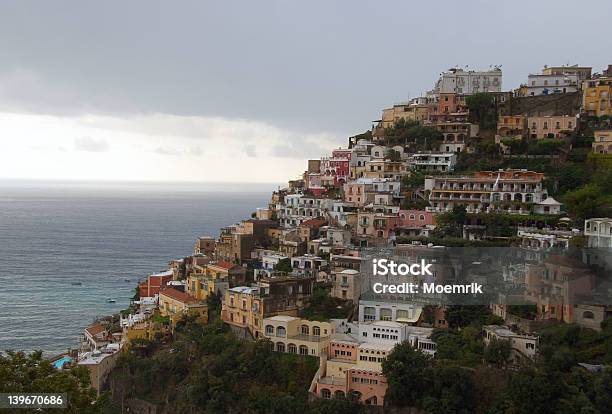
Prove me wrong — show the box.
[263,315,334,357]
[159,288,208,327]
[593,130,612,154]
[527,115,577,139]
[583,77,611,117]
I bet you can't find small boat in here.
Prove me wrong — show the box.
[124,278,131,282]
[71,282,82,286]
[107,298,116,303]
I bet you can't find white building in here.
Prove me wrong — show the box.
[291,254,327,278]
[533,197,563,215]
[435,67,502,95]
[277,195,334,228]
[409,152,457,173]
[526,73,579,96]
[483,325,538,362]
[358,299,422,324]
[584,218,612,248]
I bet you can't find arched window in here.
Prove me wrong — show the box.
[320,389,331,399]
[334,390,345,399]
[313,326,321,336]
[301,325,310,335]
[265,325,274,336]
[299,345,309,355]
[288,343,297,354]
[276,326,286,337]
[583,311,594,319]
[419,214,425,221]
[276,342,285,352]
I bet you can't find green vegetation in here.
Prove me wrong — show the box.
[401,171,426,191]
[302,287,353,321]
[111,319,362,413]
[506,304,537,320]
[383,309,612,413]
[383,119,443,150]
[466,93,497,129]
[0,351,112,413]
[273,258,292,273]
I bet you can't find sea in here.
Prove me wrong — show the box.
[0,180,275,355]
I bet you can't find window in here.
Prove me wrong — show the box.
[276,326,286,337]
[265,325,274,336]
[313,326,321,336]
[301,325,310,335]
[288,343,297,354]
[299,345,309,355]
[583,311,595,319]
[321,389,331,399]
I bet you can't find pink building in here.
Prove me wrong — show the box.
[399,210,434,227]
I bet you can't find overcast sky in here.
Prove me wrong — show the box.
[1,0,610,183]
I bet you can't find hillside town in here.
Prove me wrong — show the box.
[59,63,612,411]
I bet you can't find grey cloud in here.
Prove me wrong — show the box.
[270,140,329,159]
[74,137,110,152]
[1,1,610,137]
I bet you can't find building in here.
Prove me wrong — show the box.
[358,299,423,324]
[526,256,595,324]
[533,197,563,215]
[311,334,389,406]
[291,254,327,278]
[221,276,315,339]
[194,236,216,255]
[527,115,577,139]
[159,288,208,327]
[78,344,122,396]
[583,76,611,117]
[497,115,528,138]
[434,122,480,153]
[526,72,579,96]
[138,270,173,298]
[435,67,502,95]
[409,152,457,173]
[263,315,334,356]
[205,261,247,287]
[592,130,612,154]
[331,269,361,301]
[425,169,547,214]
[344,178,401,207]
[483,325,538,363]
[542,65,592,82]
[584,218,612,248]
[517,229,575,251]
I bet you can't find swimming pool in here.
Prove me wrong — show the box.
[52,356,73,369]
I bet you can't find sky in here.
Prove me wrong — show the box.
[0,0,610,183]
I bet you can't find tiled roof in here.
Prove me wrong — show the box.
[212,261,237,270]
[160,287,199,304]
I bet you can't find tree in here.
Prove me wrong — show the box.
[466,93,496,129]
[484,337,511,367]
[422,366,475,414]
[563,184,608,220]
[382,342,432,407]
[274,258,292,273]
[401,171,426,191]
[0,351,109,414]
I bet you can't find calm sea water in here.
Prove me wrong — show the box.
[0,180,274,355]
